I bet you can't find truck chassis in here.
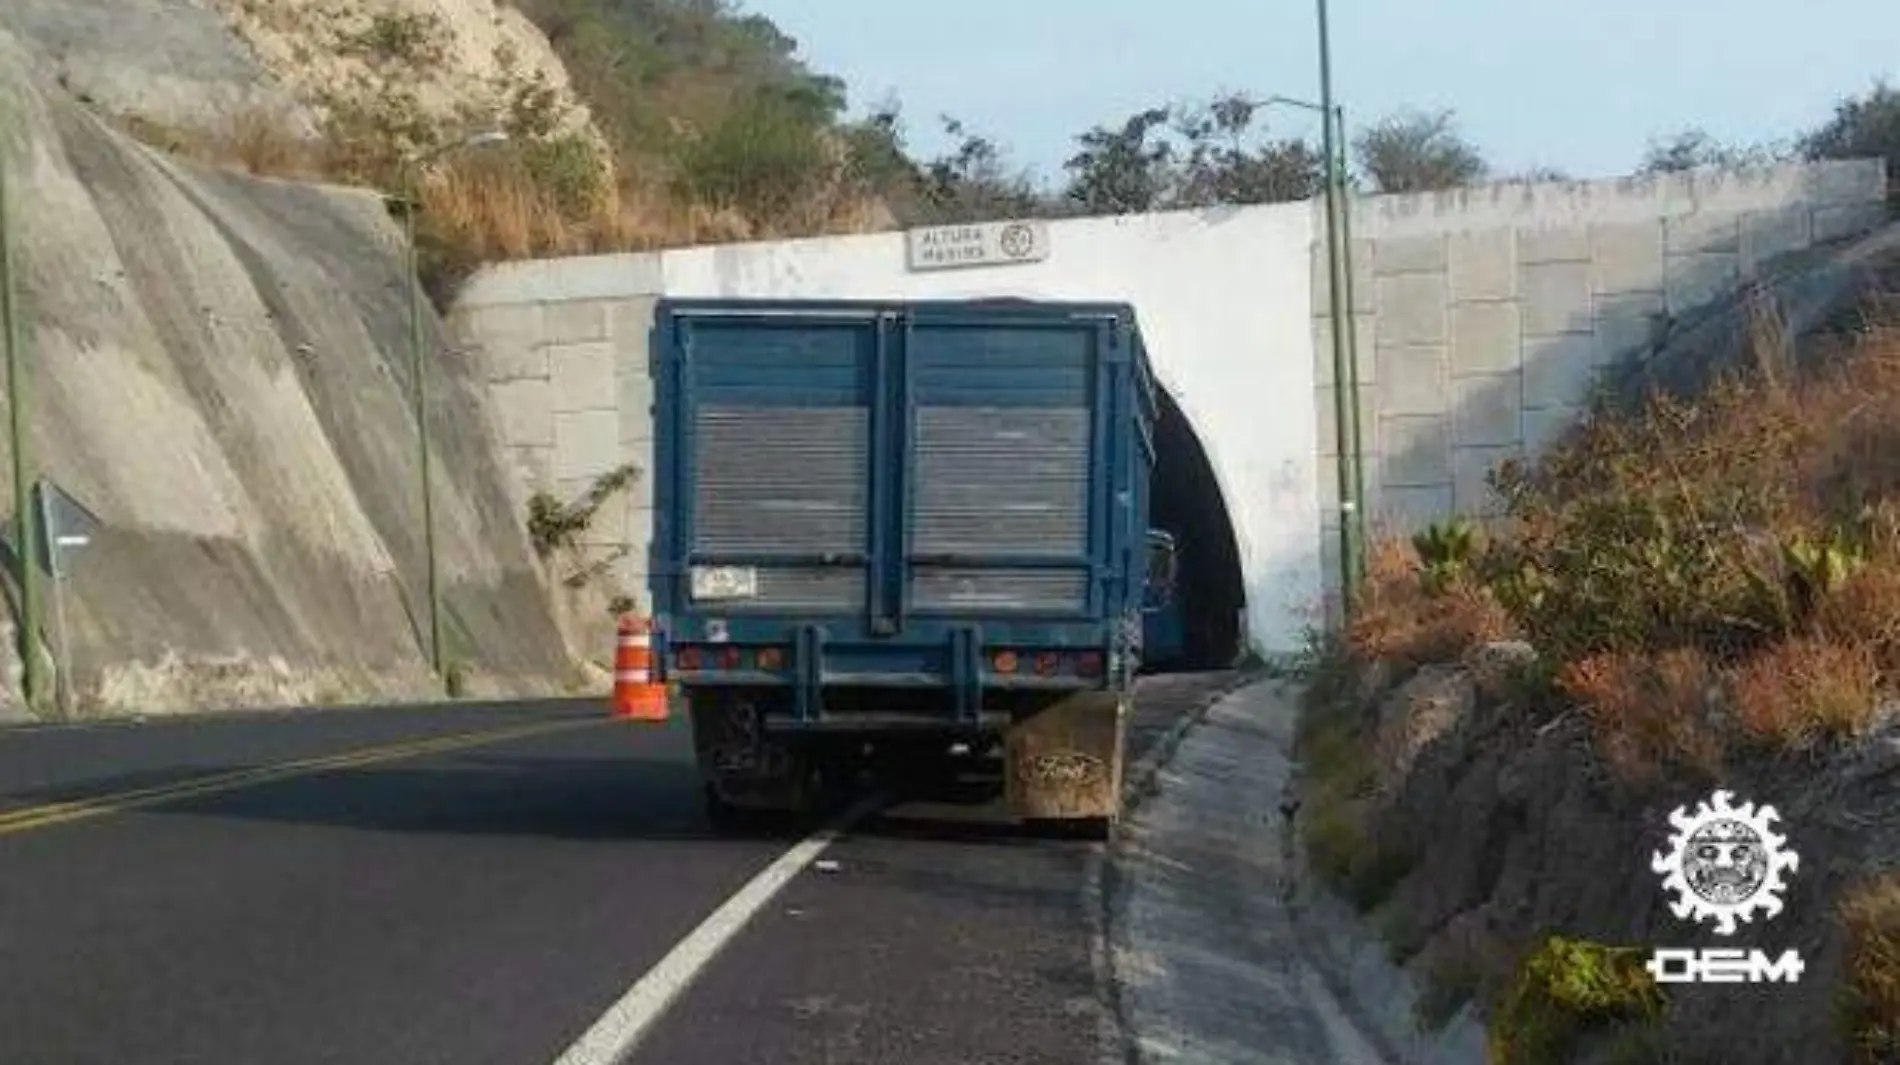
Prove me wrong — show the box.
[685,685,1129,837]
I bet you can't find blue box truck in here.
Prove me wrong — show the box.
[648,297,1178,835]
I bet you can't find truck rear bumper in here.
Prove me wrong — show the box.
[756,711,1013,734]
[672,671,1096,691]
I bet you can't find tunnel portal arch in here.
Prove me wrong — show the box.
[1144,383,1245,671]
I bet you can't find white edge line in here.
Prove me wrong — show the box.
[551,795,882,1065]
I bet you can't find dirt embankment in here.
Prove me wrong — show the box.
[1301,653,1900,1064]
[0,22,575,718]
[1297,218,1900,1065]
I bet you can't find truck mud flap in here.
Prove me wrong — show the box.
[1004,690,1128,825]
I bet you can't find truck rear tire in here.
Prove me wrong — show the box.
[702,782,751,834]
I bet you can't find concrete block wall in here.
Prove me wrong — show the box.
[451,157,1890,651]
[450,265,662,611]
[1310,160,1890,591]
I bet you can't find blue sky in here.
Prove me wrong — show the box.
[752,0,1898,186]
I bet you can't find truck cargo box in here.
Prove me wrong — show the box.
[650,298,1166,826]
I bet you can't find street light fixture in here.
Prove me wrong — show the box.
[393,129,509,688]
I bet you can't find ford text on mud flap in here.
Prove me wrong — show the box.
[648,298,1169,834]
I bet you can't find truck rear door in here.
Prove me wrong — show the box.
[670,308,878,619]
[664,302,1118,641]
[902,309,1109,625]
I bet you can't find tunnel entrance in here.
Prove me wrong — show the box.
[1145,385,1245,671]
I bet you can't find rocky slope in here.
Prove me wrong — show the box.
[5,0,304,133]
[1302,649,1900,1065]
[206,0,605,151]
[7,0,602,156]
[0,21,574,718]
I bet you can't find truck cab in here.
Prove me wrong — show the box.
[1140,529,1185,671]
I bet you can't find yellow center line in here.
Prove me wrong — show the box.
[0,716,614,838]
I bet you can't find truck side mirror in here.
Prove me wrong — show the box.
[1143,531,1178,611]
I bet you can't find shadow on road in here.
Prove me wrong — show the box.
[2,751,1099,849]
[0,670,1247,849]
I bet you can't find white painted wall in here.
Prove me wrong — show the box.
[648,206,1321,657]
[456,159,1890,664]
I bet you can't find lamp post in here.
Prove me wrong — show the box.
[1265,97,1365,579]
[0,104,41,710]
[1265,81,1366,619]
[394,130,507,686]
[1313,0,1361,618]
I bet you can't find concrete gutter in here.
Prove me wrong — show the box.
[1119,667,1266,820]
[1094,677,1486,1065]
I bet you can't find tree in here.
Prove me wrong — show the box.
[1351,108,1487,193]
[1062,107,1175,215]
[840,102,925,209]
[1499,165,1571,184]
[1060,93,1326,216]
[1171,94,1324,207]
[917,117,1047,224]
[1799,80,1900,182]
[1638,128,1786,173]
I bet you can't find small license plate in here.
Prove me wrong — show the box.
[691,566,758,601]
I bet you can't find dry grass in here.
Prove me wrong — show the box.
[1315,312,1900,783]
[1818,563,1900,671]
[1556,648,1725,784]
[1729,636,1881,750]
[114,104,894,307]
[118,108,326,180]
[1344,537,1517,676]
[1841,875,1900,1064]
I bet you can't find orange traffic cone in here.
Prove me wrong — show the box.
[612,615,668,722]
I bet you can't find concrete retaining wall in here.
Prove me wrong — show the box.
[453,209,1321,654]
[448,284,658,607]
[1310,162,1889,591]
[451,158,1890,657]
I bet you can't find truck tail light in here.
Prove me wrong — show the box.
[715,646,742,670]
[756,647,785,670]
[1075,652,1104,678]
[992,651,1019,674]
[676,647,703,670]
[1034,652,1060,676]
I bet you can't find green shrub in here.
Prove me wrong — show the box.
[527,463,641,558]
[674,92,835,224]
[1296,698,1417,910]
[1777,526,1865,623]
[520,134,610,218]
[504,70,568,140]
[1482,470,1779,664]
[1413,518,1482,595]
[340,12,447,65]
[1841,876,1900,1063]
[1489,937,1666,1065]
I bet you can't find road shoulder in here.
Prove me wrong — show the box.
[1097,678,1487,1065]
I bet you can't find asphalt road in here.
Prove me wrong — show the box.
[0,673,1242,1065]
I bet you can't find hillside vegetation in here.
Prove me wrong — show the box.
[1298,238,1900,1062]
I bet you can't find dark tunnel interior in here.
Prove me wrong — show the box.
[1146,385,1245,671]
